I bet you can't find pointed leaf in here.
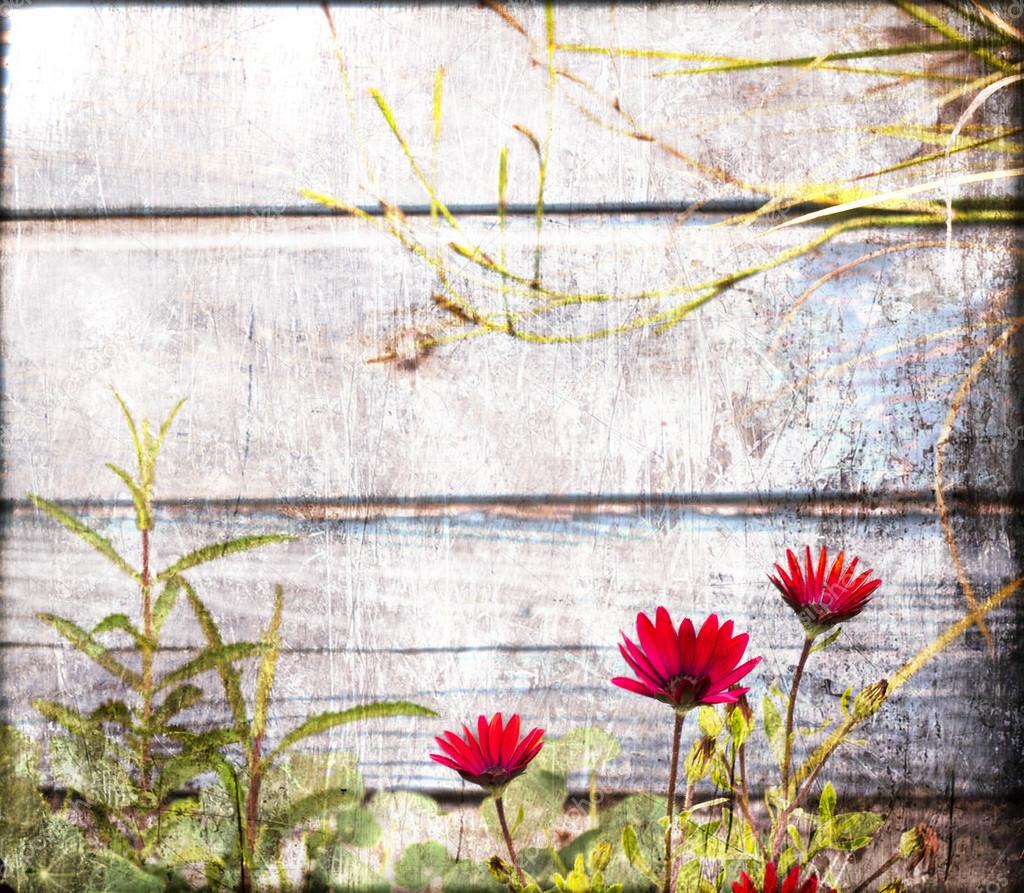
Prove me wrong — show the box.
[111,388,145,479]
[158,642,265,691]
[253,585,283,741]
[33,699,95,737]
[621,825,660,886]
[156,534,296,582]
[105,463,152,530]
[180,578,248,734]
[267,701,437,766]
[152,684,204,729]
[762,694,785,770]
[37,613,144,690]
[155,396,187,457]
[92,612,153,651]
[809,627,842,655]
[152,577,181,636]
[28,495,137,578]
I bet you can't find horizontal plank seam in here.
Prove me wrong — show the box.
[3,490,1021,519]
[3,201,1022,224]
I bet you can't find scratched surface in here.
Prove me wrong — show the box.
[0,3,1022,892]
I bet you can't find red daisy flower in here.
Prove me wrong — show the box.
[732,861,834,893]
[430,713,544,791]
[770,546,882,636]
[770,544,884,634]
[612,609,761,711]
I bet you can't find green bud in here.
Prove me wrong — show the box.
[853,679,888,719]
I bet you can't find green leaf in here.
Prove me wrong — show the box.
[180,579,248,734]
[395,841,456,889]
[253,585,283,741]
[333,805,382,848]
[698,706,724,738]
[105,463,151,531]
[152,684,204,728]
[37,613,144,690]
[157,642,265,691]
[762,693,785,770]
[92,612,152,651]
[111,389,145,482]
[442,859,502,893]
[809,810,884,854]
[32,699,95,737]
[90,700,134,729]
[621,825,660,887]
[819,781,837,823]
[155,397,188,459]
[28,496,137,578]
[152,578,181,637]
[726,704,754,750]
[809,627,842,655]
[541,726,621,775]
[266,701,437,766]
[156,534,297,582]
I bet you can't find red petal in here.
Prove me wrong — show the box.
[477,716,492,764]
[430,753,466,772]
[692,614,719,675]
[501,714,521,764]
[488,713,504,766]
[612,675,656,698]
[637,611,669,677]
[655,607,682,676]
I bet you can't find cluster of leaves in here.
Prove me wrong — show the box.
[0,394,435,892]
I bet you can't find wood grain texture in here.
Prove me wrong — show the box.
[2,506,1017,797]
[3,3,1017,213]
[1,215,1019,500]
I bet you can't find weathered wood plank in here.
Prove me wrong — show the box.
[3,3,1016,213]
[2,507,1018,796]
[2,216,1018,500]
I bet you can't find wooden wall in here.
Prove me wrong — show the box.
[1,7,1021,884]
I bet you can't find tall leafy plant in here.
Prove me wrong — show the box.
[20,393,437,892]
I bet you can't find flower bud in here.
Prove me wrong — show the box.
[587,841,614,874]
[685,735,716,783]
[899,823,938,874]
[853,679,888,719]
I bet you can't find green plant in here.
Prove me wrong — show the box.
[4,393,437,892]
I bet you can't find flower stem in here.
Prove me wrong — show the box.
[663,712,685,893]
[781,635,814,797]
[495,796,525,886]
[139,526,153,794]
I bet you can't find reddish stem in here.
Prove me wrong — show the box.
[495,796,525,885]
[664,712,685,893]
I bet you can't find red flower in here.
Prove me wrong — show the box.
[430,713,544,791]
[732,861,834,893]
[612,609,761,711]
[770,546,882,636]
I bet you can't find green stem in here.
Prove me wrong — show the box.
[781,636,814,797]
[663,712,685,893]
[139,526,153,793]
[495,796,525,886]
